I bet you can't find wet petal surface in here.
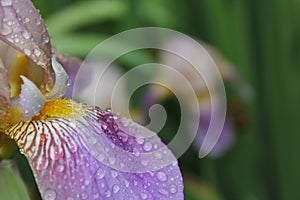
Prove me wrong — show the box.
[7,99,183,199]
[0,58,10,126]
[0,0,51,68]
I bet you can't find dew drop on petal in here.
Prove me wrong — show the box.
[124,179,130,188]
[55,165,64,173]
[159,188,170,197]
[140,192,148,199]
[23,17,30,23]
[105,190,111,197]
[44,189,57,200]
[93,193,99,199]
[136,137,144,144]
[21,30,31,39]
[170,184,178,194]
[97,153,105,161]
[69,142,78,153]
[81,192,88,199]
[112,185,120,193]
[36,157,48,170]
[143,142,153,151]
[111,170,118,178]
[24,48,31,56]
[42,34,50,44]
[0,24,12,36]
[96,168,105,179]
[108,156,116,165]
[33,49,41,56]
[84,180,90,186]
[157,171,168,182]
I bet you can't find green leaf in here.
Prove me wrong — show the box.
[0,161,31,200]
[45,0,128,35]
[52,33,155,67]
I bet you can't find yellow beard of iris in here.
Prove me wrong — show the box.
[32,98,86,121]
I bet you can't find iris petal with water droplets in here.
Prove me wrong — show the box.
[0,58,10,126]
[0,0,53,92]
[7,102,184,200]
[0,0,51,67]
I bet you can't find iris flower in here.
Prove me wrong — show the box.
[142,36,250,158]
[0,0,183,199]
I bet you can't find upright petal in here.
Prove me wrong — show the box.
[0,0,53,91]
[0,58,10,127]
[56,54,86,98]
[7,99,184,200]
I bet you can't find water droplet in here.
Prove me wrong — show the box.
[81,192,88,199]
[136,137,144,144]
[109,157,116,165]
[97,153,105,161]
[36,157,48,170]
[96,168,105,179]
[56,165,64,172]
[112,185,120,193]
[42,34,49,43]
[140,192,148,199]
[6,20,13,26]
[24,48,31,56]
[143,142,152,151]
[93,193,99,199]
[69,142,78,153]
[117,131,128,142]
[52,146,64,160]
[23,17,30,23]
[22,30,31,39]
[111,170,118,178]
[159,188,169,197]
[1,0,12,6]
[170,184,178,194]
[33,48,41,56]
[0,24,12,36]
[44,189,57,200]
[84,180,90,186]
[35,18,41,26]
[124,180,130,187]
[105,190,111,197]
[157,171,168,182]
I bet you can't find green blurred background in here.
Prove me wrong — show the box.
[28,0,300,199]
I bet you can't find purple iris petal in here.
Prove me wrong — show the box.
[0,58,10,125]
[8,102,183,199]
[0,0,53,93]
[55,54,88,98]
[0,0,51,68]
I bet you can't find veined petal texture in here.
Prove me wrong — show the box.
[7,99,184,200]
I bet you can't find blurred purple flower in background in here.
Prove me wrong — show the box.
[142,36,250,158]
[0,0,183,199]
